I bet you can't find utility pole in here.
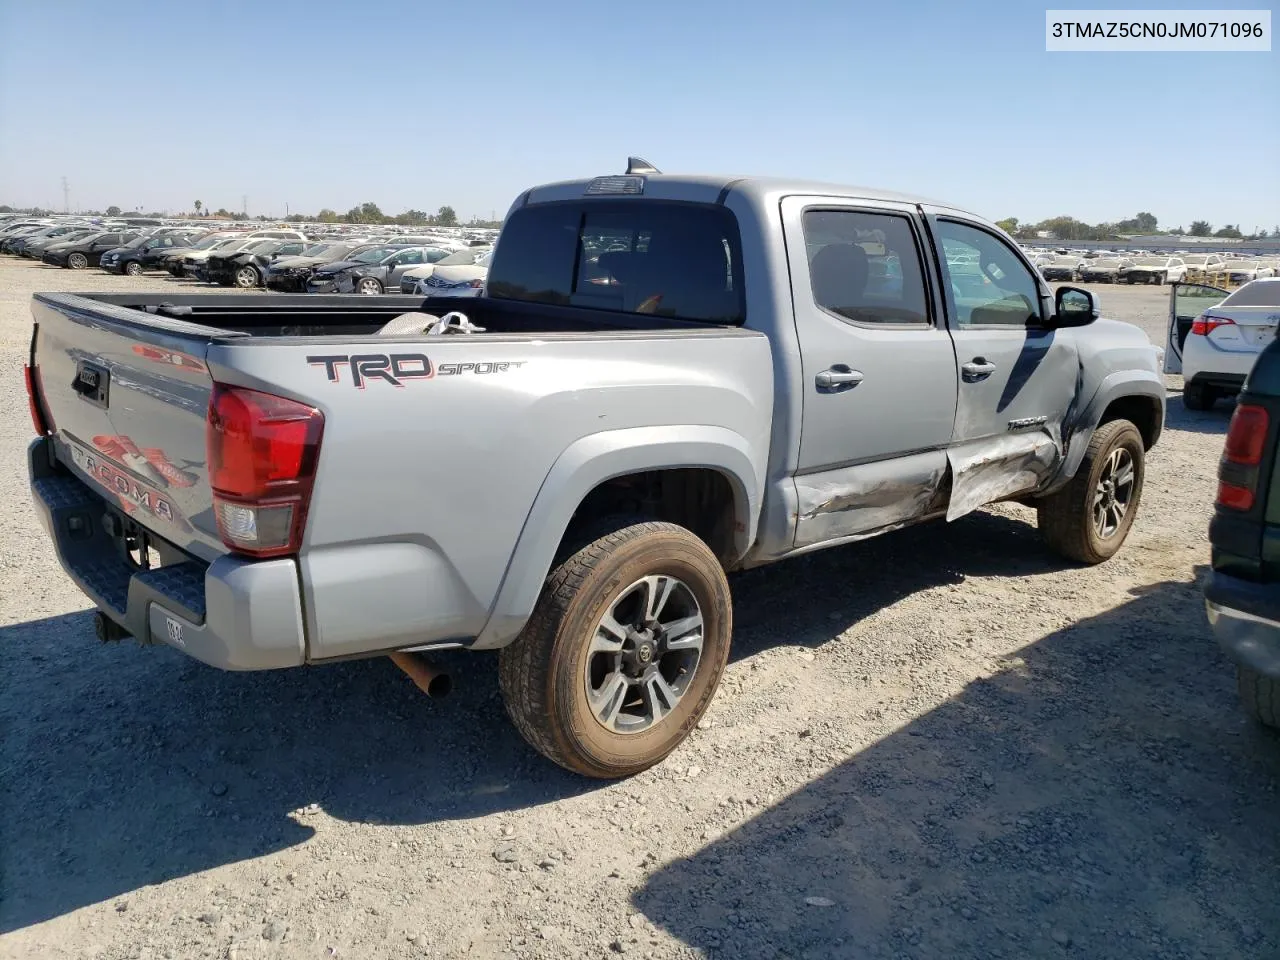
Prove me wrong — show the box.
[61,176,70,214]
[242,194,248,218]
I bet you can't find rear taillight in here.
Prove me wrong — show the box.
[1224,405,1269,465]
[24,364,51,436]
[1191,314,1235,336]
[1216,403,1270,512]
[206,384,324,558]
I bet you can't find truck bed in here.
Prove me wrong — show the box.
[43,292,736,340]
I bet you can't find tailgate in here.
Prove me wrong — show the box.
[30,293,230,561]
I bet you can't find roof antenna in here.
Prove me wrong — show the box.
[626,156,661,175]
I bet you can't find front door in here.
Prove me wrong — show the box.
[1165,282,1230,374]
[924,212,1080,520]
[781,196,958,547]
[386,249,424,287]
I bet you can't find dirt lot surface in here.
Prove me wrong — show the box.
[1,261,1277,960]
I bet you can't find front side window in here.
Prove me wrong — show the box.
[801,210,930,325]
[488,200,744,324]
[936,220,1042,327]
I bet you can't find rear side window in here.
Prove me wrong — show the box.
[802,210,930,325]
[487,200,745,324]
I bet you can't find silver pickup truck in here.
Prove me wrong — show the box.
[25,161,1165,778]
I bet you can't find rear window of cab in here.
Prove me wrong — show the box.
[487,200,745,325]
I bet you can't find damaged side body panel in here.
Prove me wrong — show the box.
[944,429,1060,521]
[794,450,948,547]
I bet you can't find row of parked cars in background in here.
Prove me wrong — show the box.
[1028,249,1279,285]
[0,215,496,297]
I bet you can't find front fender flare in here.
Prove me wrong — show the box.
[1054,369,1166,490]
[471,424,762,650]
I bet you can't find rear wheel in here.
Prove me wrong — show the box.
[67,252,88,270]
[357,277,383,295]
[124,261,143,277]
[1038,419,1145,564]
[1237,667,1280,728]
[234,265,260,288]
[498,519,732,778]
[1183,382,1216,411]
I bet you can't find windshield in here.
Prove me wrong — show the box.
[301,242,340,257]
[213,237,247,250]
[192,235,229,250]
[1093,259,1123,267]
[244,240,278,254]
[124,236,149,249]
[436,249,485,266]
[351,246,398,263]
[1134,258,1168,266]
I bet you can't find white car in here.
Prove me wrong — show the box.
[1221,260,1278,284]
[416,249,493,297]
[1118,256,1187,285]
[399,247,492,294]
[1181,253,1227,280]
[1165,278,1280,409]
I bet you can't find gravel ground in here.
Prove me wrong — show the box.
[1,260,1277,960]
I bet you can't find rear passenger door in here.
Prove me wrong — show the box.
[924,212,1079,520]
[781,196,958,548]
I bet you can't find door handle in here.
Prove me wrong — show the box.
[961,358,997,381]
[815,366,864,390]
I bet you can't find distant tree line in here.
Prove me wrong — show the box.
[994,211,1279,242]
[0,202,503,230]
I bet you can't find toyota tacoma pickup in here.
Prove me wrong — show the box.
[25,161,1166,778]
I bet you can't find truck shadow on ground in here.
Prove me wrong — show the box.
[1164,388,1233,436]
[0,512,1231,933]
[635,571,1280,960]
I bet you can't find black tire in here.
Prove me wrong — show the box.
[234,265,260,288]
[1037,419,1145,564]
[67,252,88,270]
[124,261,143,277]
[498,519,732,779]
[356,277,383,295]
[1183,382,1216,411]
[1238,667,1280,728]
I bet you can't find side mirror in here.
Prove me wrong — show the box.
[1051,286,1099,327]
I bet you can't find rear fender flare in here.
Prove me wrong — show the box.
[471,425,761,650]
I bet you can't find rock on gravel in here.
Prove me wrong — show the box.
[0,267,1276,960]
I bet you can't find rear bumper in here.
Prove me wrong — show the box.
[28,438,306,671]
[1188,371,1247,394]
[1204,569,1280,679]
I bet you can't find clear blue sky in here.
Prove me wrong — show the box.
[1,0,1276,230]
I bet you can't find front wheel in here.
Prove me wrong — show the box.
[357,277,382,295]
[124,261,143,277]
[67,253,88,270]
[234,265,260,288]
[499,520,732,779]
[1037,419,1145,564]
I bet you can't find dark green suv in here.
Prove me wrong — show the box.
[1205,337,1280,728]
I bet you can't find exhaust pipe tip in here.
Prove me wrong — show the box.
[425,673,453,699]
[389,651,453,700]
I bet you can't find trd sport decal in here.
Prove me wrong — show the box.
[307,353,525,389]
